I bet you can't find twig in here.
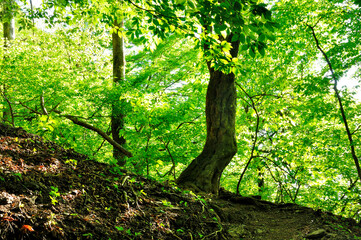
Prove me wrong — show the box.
[18,101,42,115]
[176,115,201,130]
[351,124,361,135]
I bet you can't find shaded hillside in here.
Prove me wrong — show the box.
[0,123,360,239]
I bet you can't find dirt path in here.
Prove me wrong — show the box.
[211,192,359,239]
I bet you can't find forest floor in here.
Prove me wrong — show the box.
[0,123,360,240]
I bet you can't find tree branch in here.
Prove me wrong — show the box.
[1,91,15,127]
[307,23,361,182]
[236,82,261,195]
[54,110,133,158]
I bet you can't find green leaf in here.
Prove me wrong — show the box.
[239,34,246,43]
[268,34,276,42]
[249,48,255,58]
[258,34,266,42]
[258,45,265,57]
[241,44,249,51]
[234,2,242,11]
[265,23,274,32]
[188,0,196,9]
[231,34,239,42]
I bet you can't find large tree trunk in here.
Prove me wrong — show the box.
[111,19,126,165]
[176,61,239,194]
[2,0,15,124]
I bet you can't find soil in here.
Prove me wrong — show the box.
[0,123,360,240]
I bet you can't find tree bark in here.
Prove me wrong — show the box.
[111,19,127,165]
[3,1,15,44]
[2,0,15,125]
[177,39,240,194]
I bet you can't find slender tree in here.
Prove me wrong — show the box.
[111,18,127,165]
[2,0,16,125]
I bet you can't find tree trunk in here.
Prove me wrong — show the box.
[111,19,127,165]
[176,40,239,194]
[3,0,15,43]
[2,0,15,124]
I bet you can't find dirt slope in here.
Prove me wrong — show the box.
[0,123,360,240]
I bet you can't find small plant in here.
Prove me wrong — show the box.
[161,200,173,208]
[65,159,77,169]
[13,172,22,180]
[109,166,124,175]
[49,186,60,205]
[46,212,58,230]
[115,226,124,231]
[83,233,93,238]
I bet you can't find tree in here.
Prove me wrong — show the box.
[18,0,134,162]
[1,0,16,125]
[176,36,240,194]
[129,0,275,194]
[111,17,127,165]
[2,0,15,43]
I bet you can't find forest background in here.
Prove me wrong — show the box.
[1,0,361,222]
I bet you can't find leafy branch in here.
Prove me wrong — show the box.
[55,110,133,158]
[16,97,133,158]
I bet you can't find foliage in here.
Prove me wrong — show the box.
[1,0,361,222]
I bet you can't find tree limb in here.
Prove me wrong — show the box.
[55,111,133,158]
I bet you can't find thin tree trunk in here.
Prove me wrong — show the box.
[2,0,15,125]
[176,38,240,194]
[111,19,127,165]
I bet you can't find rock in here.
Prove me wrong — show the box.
[305,229,327,239]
